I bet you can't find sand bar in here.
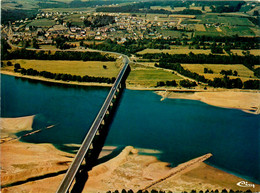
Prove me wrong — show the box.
[157,91,260,114]
[1,119,259,193]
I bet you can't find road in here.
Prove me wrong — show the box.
[56,56,129,193]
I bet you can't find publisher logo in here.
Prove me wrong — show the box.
[237,181,255,188]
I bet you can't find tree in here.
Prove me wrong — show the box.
[233,70,238,76]
[14,63,21,69]
[121,189,127,193]
[179,79,197,88]
[80,40,84,47]
[32,38,39,49]
[157,81,165,87]
[253,10,259,16]
[254,67,260,78]
[7,61,12,66]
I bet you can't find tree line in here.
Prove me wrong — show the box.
[107,188,253,193]
[2,48,115,61]
[141,52,260,69]
[14,65,116,84]
[96,1,245,14]
[155,62,259,89]
[156,62,207,83]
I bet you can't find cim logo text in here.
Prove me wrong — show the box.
[237,181,255,188]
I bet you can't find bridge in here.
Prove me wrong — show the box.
[56,56,130,193]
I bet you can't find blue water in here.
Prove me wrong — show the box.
[1,74,260,184]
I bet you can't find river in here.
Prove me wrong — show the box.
[1,74,259,184]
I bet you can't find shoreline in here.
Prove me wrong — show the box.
[1,70,113,88]
[156,90,260,115]
[1,116,259,192]
[2,70,260,114]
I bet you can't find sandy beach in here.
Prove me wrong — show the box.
[157,90,260,114]
[1,116,259,192]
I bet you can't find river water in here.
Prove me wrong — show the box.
[1,74,259,184]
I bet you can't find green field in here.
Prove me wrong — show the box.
[150,6,173,11]
[127,64,183,87]
[198,15,254,26]
[181,64,256,81]
[27,19,55,27]
[230,49,260,56]
[6,59,121,78]
[194,31,223,37]
[137,48,216,55]
[157,29,185,38]
[221,26,255,37]
[63,13,86,26]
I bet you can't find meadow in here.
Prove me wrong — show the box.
[6,59,122,78]
[230,49,260,56]
[181,64,256,81]
[220,26,256,37]
[27,19,55,27]
[198,14,254,26]
[127,64,183,87]
[137,48,217,55]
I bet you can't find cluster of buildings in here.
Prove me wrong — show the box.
[3,11,196,46]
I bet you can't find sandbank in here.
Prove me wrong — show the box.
[157,90,260,114]
[1,104,259,192]
[0,116,74,191]
[1,115,35,139]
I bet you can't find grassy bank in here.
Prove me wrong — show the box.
[5,59,122,78]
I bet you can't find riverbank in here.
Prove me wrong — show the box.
[156,90,260,114]
[1,70,113,87]
[1,116,259,192]
[2,70,260,115]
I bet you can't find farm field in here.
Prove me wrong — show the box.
[194,31,223,37]
[127,65,183,87]
[150,6,173,11]
[198,14,254,26]
[63,13,87,26]
[5,59,121,78]
[156,29,185,38]
[27,18,55,27]
[230,49,260,56]
[220,26,256,37]
[137,48,220,55]
[181,64,256,80]
[195,24,206,31]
